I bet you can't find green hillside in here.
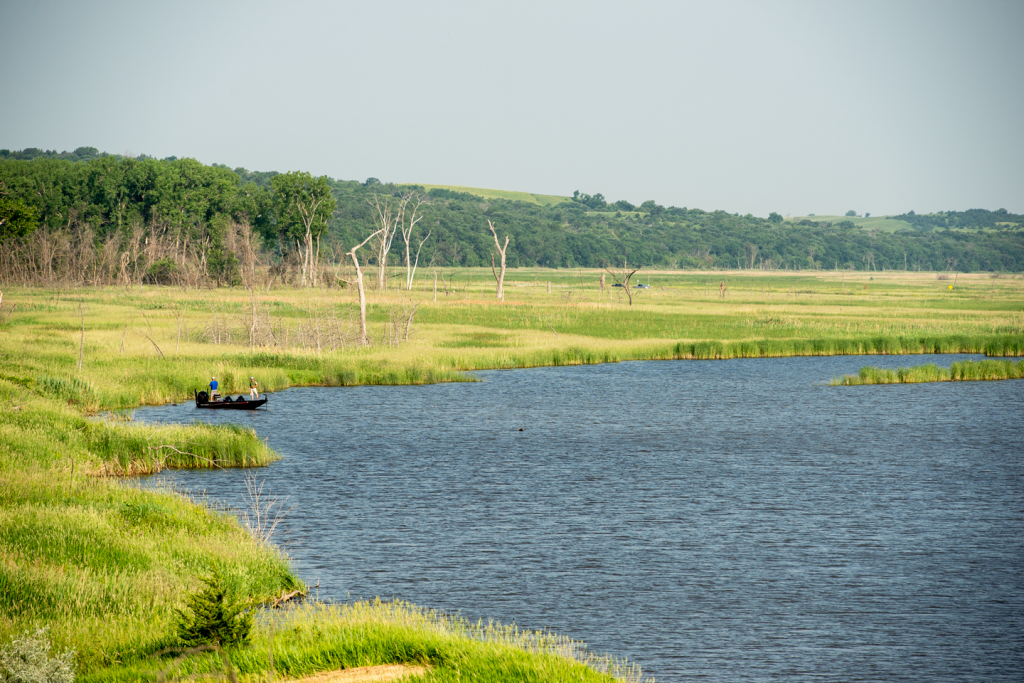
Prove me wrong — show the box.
[417,184,569,207]
[788,215,913,232]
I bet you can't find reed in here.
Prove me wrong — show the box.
[832,359,1024,385]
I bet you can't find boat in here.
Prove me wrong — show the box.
[195,390,268,410]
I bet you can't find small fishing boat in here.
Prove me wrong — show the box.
[195,390,268,410]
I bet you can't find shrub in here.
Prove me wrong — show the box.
[175,568,253,648]
[0,628,75,683]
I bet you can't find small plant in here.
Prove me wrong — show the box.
[0,628,75,683]
[241,473,293,546]
[175,568,253,648]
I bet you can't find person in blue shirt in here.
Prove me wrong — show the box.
[209,376,220,401]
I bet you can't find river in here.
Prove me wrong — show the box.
[133,354,1024,682]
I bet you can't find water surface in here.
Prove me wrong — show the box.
[135,354,1024,682]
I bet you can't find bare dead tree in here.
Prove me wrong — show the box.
[385,298,419,346]
[367,193,411,291]
[347,227,387,345]
[295,195,330,288]
[235,220,261,289]
[744,243,759,270]
[602,259,642,306]
[398,193,430,290]
[488,219,509,301]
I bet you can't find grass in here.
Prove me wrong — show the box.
[1,268,1022,683]
[0,466,299,673]
[83,600,641,683]
[833,359,1024,385]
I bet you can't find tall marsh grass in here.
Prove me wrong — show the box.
[673,334,1024,360]
[833,359,1024,385]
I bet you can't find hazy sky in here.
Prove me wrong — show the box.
[2,0,1022,217]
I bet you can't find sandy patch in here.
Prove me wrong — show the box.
[284,664,427,683]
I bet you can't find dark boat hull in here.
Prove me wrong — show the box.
[195,390,267,410]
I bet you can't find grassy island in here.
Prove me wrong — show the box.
[833,358,1024,385]
[1,269,1022,683]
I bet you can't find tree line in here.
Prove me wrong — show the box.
[2,148,1023,290]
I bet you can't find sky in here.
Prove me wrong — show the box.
[2,0,1022,217]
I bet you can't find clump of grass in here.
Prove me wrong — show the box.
[833,359,1024,385]
[0,396,276,474]
[35,375,100,411]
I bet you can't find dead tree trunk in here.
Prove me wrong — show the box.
[487,220,509,301]
[295,196,329,287]
[346,228,386,345]
[368,194,407,292]
[602,260,642,306]
[399,193,430,290]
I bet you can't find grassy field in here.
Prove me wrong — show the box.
[2,268,1022,683]
[414,184,569,207]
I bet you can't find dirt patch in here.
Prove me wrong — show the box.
[284,664,427,683]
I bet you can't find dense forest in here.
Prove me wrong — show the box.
[2,147,1023,287]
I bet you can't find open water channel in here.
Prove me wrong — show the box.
[133,354,1023,682]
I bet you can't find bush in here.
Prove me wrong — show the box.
[0,628,75,683]
[175,568,253,648]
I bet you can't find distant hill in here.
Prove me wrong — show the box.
[416,184,569,207]
[788,215,914,232]
[889,209,1023,232]
[791,209,1023,234]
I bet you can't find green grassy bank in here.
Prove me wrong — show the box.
[833,359,1024,385]
[85,601,639,683]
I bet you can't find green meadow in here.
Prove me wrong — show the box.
[2,267,1022,683]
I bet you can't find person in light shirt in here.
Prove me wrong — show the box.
[249,376,259,400]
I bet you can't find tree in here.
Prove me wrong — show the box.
[845,210,857,217]
[602,259,642,305]
[768,212,783,224]
[488,219,509,300]
[272,172,336,287]
[366,194,401,291]
[347,226,386,344]
[0,198,38,239]
[640,200,664,216]
[175,568,253,647]
[398,193,430,290]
